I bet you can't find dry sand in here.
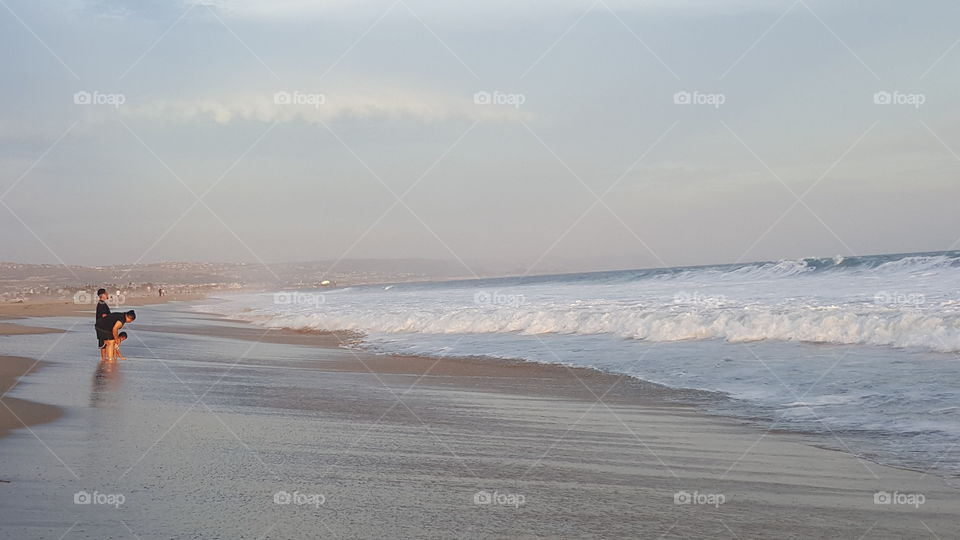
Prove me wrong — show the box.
[0,292,208,320]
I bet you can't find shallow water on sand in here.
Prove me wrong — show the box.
[1,304,958,539]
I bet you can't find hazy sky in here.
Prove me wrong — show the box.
[1,0,959,274]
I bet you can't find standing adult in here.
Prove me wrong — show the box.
[95,288,112,362]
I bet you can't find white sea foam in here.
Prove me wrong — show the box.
[201,251,960,476]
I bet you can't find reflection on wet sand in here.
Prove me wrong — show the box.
[90,360,122,407]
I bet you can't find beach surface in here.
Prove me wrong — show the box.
[0,302,957,538]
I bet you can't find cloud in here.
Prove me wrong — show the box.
[191,0,788,20]
[122,87,532,125]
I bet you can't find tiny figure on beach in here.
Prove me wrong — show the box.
[95,308,136,362]
[158,287,164,297]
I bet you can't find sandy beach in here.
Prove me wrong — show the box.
[0,301,957,538]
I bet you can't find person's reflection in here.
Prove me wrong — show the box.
[90,359,122,407]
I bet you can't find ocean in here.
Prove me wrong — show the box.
[202,250,960,478]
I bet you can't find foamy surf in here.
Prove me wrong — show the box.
[201,250,960,477]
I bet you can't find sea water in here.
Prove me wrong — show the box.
[203,251,960,477]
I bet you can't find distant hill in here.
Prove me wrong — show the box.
[0,259,475,300]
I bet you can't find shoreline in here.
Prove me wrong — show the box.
[0,293,207,439]
[0,356,62,439]
[181,307,957,483]
[0,291,210,320]
[4,295,958,482]
[1,301,958,536]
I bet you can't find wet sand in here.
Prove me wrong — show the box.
[0,356,63,439]
[0,304,957,538]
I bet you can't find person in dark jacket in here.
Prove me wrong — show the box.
[95,288,112,361]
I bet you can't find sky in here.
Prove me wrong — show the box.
[1,0,959,275]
